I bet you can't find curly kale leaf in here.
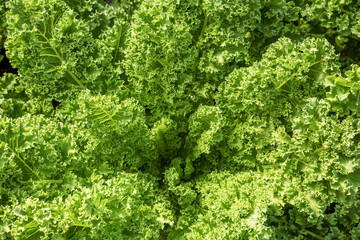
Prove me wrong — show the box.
[60,91,157,171]
[0,172,173,239]
[5,0,128,99]
[325,64,360,117]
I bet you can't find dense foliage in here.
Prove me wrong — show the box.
[1,0,360,239]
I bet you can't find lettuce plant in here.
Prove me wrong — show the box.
[1,0,360,239]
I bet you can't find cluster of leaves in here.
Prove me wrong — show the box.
[1,0,360,239]
[300,0,360,43]
[298,0,360,67]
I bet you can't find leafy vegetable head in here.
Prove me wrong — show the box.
[2,0,360,239]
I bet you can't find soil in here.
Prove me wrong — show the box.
[0,48,18,77]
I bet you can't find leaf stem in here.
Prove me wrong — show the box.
[302,229,324,240]
[71,224,92,228]
[191,6,208,78]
